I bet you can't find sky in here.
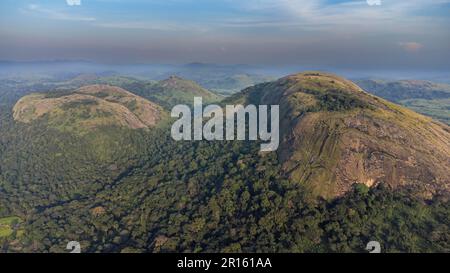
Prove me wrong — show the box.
[0,0,449,70]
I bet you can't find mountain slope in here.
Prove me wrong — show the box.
[227,72,450,198]
[355,79,450,124]
[13,84,166,133]
[355,79,450,101]
[1,73,450,253]
[161,63,276,94]
[152,75,221,107]
[91,75,222,109]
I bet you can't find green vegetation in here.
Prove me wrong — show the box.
[0,118,448,252]
[13,85,166,134]
[0,216,23,238]
[400,98,450,125]
[226,72,449,199]
[203,74,276,95]
[316,89,371,111]
[74,75,222,109]
[356,79,450,124]
[0,72,449,253]
[160,63,276,94]
[1,116,448,252]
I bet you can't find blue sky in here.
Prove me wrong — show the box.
[0,0,449,69]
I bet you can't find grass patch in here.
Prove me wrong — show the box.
[0,216,23,238]
[400,98,450,125]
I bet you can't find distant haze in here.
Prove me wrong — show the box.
[0,0,449,70]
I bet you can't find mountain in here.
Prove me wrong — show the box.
[200,73,276,95]
[92,75,222,109]
[161,63,276,94]
[1,72,449,253]
[355,79,450,124]
[1,85,169,220]
[13,84,166,133]
[65,73,100,84]
[148,75,222,107]
[0,60,276,95]
[227,72,450,199]
[355,79,450,101]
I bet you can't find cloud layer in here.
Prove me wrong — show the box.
[66,0,81,6]
[0,0,449,69]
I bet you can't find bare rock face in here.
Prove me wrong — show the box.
[231,72,450,199]
[13,84,166,133]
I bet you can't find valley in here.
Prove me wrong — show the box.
[356,79,450,125]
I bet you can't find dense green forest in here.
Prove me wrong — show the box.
[0,77,449,253]
[0,106,449,252]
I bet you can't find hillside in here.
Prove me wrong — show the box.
[89,75,222,109]
[4,74,223,111]
[355,79,450,124]
[150,75,222,107]
[1,72,449,253]
[160,63,276,94]
[227,72,450,198]
[13,84,166,133]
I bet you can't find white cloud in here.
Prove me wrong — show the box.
[367,0,381,6]
[66,0,81,6]
[225,0,450,37]
[26,4,95,21]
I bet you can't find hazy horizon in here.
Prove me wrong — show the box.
[1,0,449,71]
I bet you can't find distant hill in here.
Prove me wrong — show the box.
[161,63,276,94]
[355,79,450,124]
[1,72,450,253]
[355,79,450,101]
[227,72,450,198]
[93,75,222,109]
[0,73,223,112]
[200,73,276,95]
[148,75,222,108]
[13,84,166,133]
